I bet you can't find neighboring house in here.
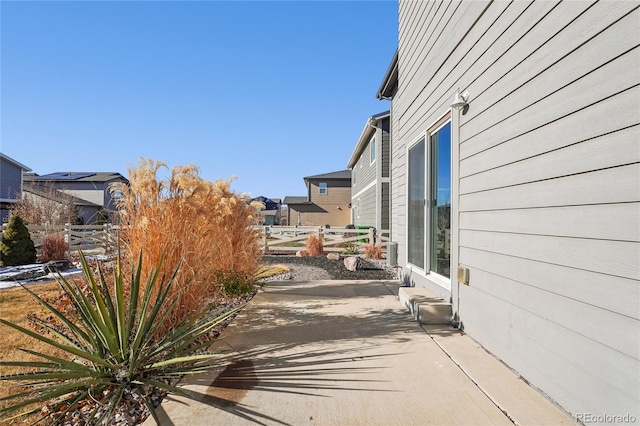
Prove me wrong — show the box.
[22,182,103,225]
[347,110,391,231]
[284,170,351,227]
[0,153,31,222]
[384,0,638,421]
[24,172,129,221]
[251,196,282,225]
[256,210,277,226]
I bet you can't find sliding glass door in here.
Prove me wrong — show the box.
[407,118,451,281]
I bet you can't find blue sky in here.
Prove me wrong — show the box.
[1,1,397,200]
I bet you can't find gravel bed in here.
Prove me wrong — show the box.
[261,254,398,281]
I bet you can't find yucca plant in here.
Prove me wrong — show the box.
[342,239,360,256]
[0,251,239,425]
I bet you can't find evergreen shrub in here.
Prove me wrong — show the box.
[0,215,36,266]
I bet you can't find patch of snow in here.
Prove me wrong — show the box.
[0,264,84,289]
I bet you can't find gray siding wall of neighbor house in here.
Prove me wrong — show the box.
[63,189,105,207]
[352,131,381,228]
[58,181,120,211]
[381,118,391,178]
[381,182,389,231]
[353,186,377,228]
[1,160,22,201]
[351,135,378,195]
[393,0,639,420]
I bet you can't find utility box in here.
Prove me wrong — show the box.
[387,242,398,267]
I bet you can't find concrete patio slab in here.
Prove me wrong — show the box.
[146,280,574,425]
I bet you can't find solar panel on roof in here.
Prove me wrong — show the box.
[39,172,96,180]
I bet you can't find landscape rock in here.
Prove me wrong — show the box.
[0,267,47,282]
[343,256,360,272]
[326,253,340,261]
[44,259,71,274]
[295,250,304,257]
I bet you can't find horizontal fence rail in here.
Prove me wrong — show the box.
[0,223,118,253]
[254,225,389,255]
[1,223,388,257]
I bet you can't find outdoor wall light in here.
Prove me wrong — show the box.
[451,90,469,110]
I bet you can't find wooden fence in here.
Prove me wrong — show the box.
[256,225,390,255]
[0,223,118,253]
[0,222,388,256]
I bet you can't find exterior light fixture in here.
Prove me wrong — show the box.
[451,90,469,110]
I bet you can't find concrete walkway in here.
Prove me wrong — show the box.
[148,280,574,425]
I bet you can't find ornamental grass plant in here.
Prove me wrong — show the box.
[305,233,324,257]
[111,159,263,328]
[38,234,70,263]
[0,251,239,425]
[363,243,384,260]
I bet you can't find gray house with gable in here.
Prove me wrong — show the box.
[25,172,129,223]
[0,153,32,222]
[347,111,391,232]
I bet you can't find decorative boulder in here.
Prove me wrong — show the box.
[43,259,71,274]
[343,256,360,272]
[327,253,340,261]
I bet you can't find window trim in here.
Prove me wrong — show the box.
[406,135,426,271]
[370,136,377,165]
[428,118,452,282]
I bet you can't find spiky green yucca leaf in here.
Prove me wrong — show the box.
[0,251,242,425]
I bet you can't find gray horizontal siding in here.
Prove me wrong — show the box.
[381,182,390,230]
[394,0,640,420]
[351,136,377,195]
[457,2,640,418]
[353,186,376,228]
[1,159,22,201]
[381,118,391,178]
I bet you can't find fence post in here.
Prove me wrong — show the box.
[368,227,376,245]
[105,223,111,252]
[263,226,269,254]
[65,223,71,246]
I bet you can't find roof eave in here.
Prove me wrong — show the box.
[347,111,390,169]
[0,153,32,172]
[376,49,399,100]
[347,118,376,169]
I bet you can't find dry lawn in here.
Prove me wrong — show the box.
[0,280,68,425]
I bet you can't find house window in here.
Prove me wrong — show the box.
[319,182,327,195]
[370,137,377,164]
[407,117,451,279]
